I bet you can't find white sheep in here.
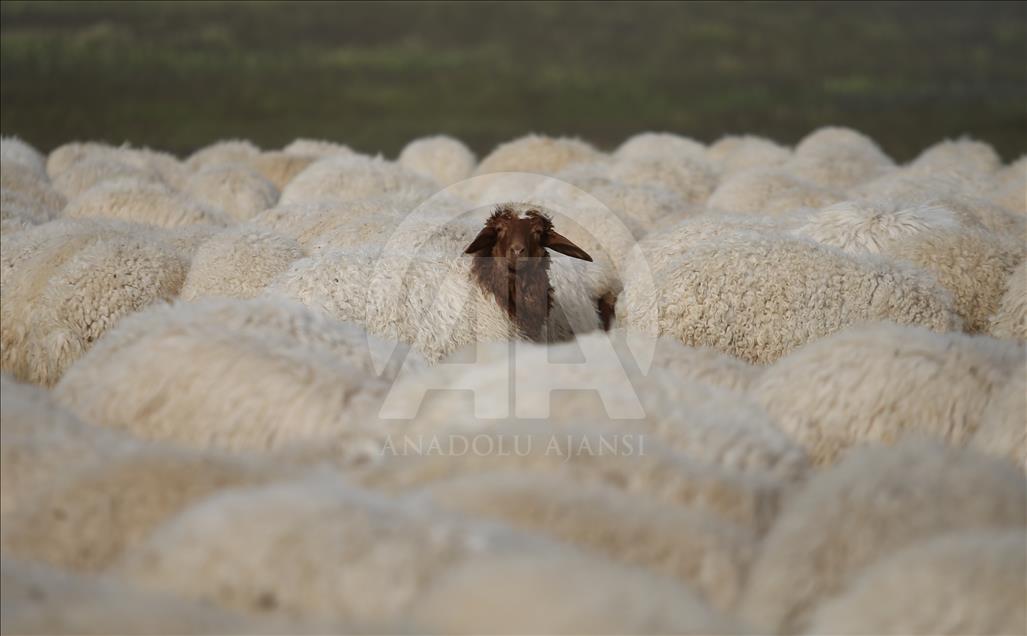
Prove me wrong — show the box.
[875,224,1024,332]
[706,134,791,176]
[970,364,1027,470]
[0,447,285,571]
[398,135,477,186]
[613,131,707,162]
[243,150,317,190]
[253,194,468,251]
[618,231,961,364]
[847,168,964,204]
[554,171,690,231]
[356,423,786,536]
[382,334,807,484]
[475,134,602,176]
[783,126,895,189]
[0,374,137,516]
[252,198,403,247]
[806,530,1026,636]
[991,154,1026,214]
[0,187,60,234]
[184,163,280,221]
[184,138,260,172]
[409,551,739,634]
[72,296,415,378]
[53,297,392,453]
[45,141,188,190]
[910,137,1003,181]
[927,192,1024,236]
[413,471,756,610]
[1,218,188,386]
[307,207,481,261]
[750,323,1025,465]
[1,135,47,178]
[792,199,962,254]
[0,198,36,234]
[264,246,527,361]
[280,153,437,205]
[159,222,224,260]
[739,440,1027,635]
[0,160,66,217]
[1,558,269,635]
[706,168,843,215]
[52,155,164,199]
[312,206,481,260]
[179,224,307,300]
[988,260,1026,340]
[45,141,122,178]
[846,189,1022,238]
[846,167,1024,235]
[63,179,231,228]
[117,145,190,190]
[280,137,355,158]
[847,165,1024,234]
[115,472,552,626]
[631,329,764,392]
[631,211,814,278]
[608,154,719,205]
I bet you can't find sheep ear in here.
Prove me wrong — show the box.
[464,226,497,254]
[544,231,592,261]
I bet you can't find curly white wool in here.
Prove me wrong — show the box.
[792,199,961,254]
[1,219,188,386]
[987,260,1027,340]
[54,298,392,453]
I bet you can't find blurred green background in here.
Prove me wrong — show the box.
[2,0,1025,161]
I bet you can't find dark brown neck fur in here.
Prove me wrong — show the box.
[470,254,553,341]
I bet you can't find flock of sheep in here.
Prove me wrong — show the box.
[1,126,1025,634]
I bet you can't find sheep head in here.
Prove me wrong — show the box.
[464,207,592,267]
[464,206,592,340]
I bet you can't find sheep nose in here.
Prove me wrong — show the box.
[510,246,524,257]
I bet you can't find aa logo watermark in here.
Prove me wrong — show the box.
[380,432,647,460]
[363,172,660,421]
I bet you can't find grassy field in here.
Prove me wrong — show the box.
[1,1,1024,161]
